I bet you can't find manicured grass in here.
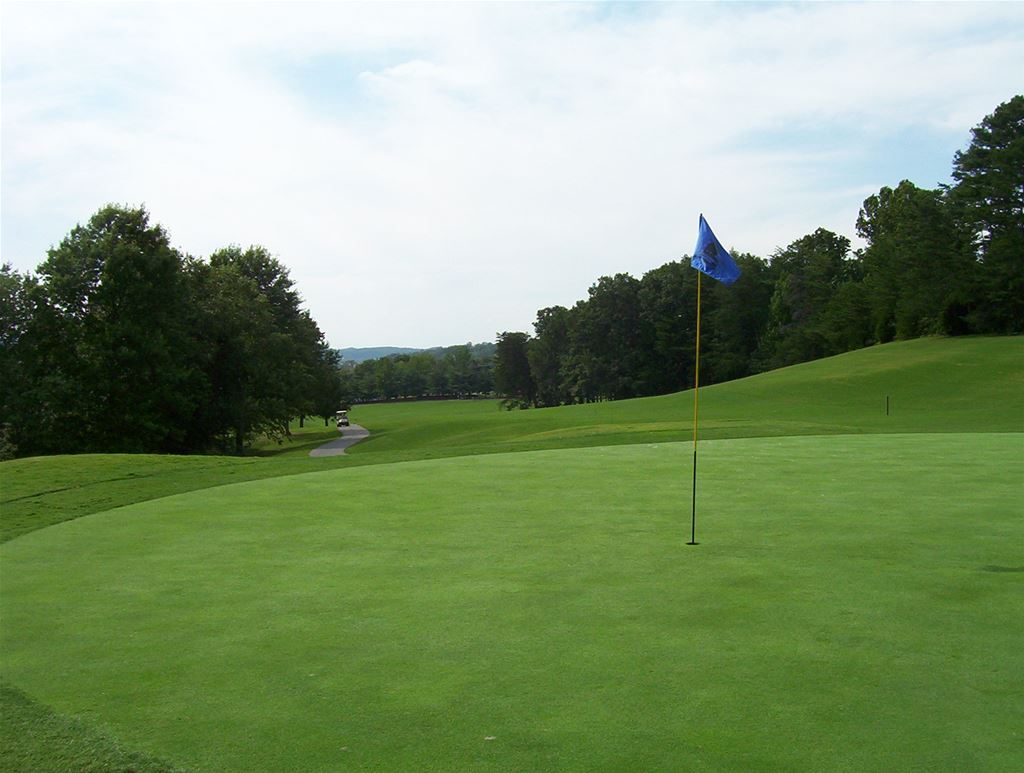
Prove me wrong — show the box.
[0,454,345,544]
[251,418,342,457]
[346,336,1024,458]
[0,683,185,773]
[2,434,1022,770]
[1,336,1021,770]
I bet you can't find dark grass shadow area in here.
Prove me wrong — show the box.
[1,683,187,773]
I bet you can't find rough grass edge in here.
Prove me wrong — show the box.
[0,682,188,773]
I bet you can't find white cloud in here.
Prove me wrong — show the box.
[2,1,1021,346]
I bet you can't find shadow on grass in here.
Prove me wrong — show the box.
[1,683,187,772]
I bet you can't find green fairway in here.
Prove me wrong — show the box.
[3,433,1022,771]
[345,336,1024,459]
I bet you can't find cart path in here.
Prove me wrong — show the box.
[308,423,370,457]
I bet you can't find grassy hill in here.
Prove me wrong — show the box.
[3,336,1021,544]
[2,336,1022,771]
[345,336,1023,458]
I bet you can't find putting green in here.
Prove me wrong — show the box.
[2,434,1022,770]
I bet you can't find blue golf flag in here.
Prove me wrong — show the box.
[691,214,741,285]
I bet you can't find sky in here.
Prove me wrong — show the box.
[2,2,1022,349]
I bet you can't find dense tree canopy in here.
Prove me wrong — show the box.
[494,332,535,408]
[949,95,1024,333]
[762,229,856,366]
[3,206,198,454]
[336,344,494,405]
[857,181,972,340]
[0,207,336,457]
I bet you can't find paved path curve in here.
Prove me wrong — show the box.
[308,423,370,457]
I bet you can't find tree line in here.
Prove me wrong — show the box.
[493,96,1022,408]
[1,97,1018,456]
[1,207,340,458]
[337,343,495,404]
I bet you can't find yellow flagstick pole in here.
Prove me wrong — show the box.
[688,270,702,546]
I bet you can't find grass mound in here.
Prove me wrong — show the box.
[3,434,1022,770]
[346,336,1024,457]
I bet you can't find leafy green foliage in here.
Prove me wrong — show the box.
[761,229,857,367]
[338,344,494,403]
[1,209,336,456]
[857,181,973,340]
[527,306,572,406]
[949,95,1024,333]
[493,331,535,407]
[5,206,198,454]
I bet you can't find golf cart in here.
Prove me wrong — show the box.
[336,410,350,430]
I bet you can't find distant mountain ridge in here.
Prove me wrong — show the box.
[338,347,422,363]
[337,342,496,363]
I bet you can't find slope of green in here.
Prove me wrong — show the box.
[2,435,1022,771]
[0,454,343,544]
[347,336,1024,457]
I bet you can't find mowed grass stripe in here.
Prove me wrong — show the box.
[2,434,1021,771]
